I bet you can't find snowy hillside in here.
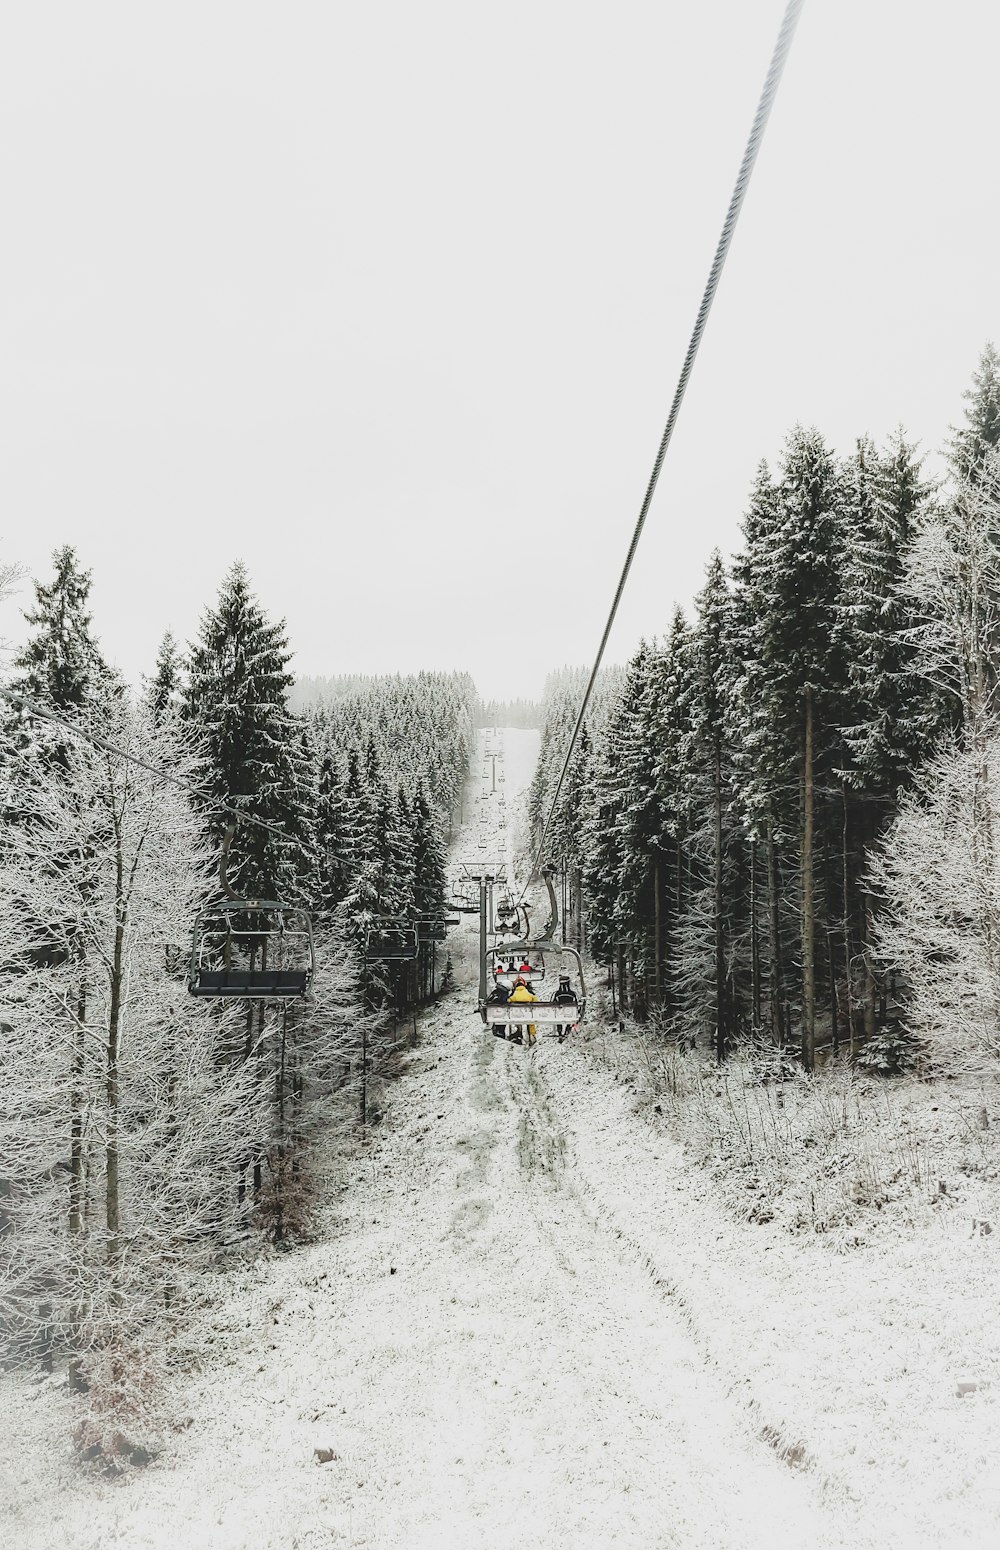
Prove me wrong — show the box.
[2,729,999,1549]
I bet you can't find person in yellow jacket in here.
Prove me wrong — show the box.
[508,976,538,1045]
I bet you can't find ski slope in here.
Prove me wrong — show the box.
[0,729,991,1548]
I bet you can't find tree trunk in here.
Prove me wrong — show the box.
[766,820,785,1048]
[750,839,762,1035]
[841,786,853,1058]
[253,997,266,1197]
[801,688,816,1072]
[653,856,662,1007]
[829,939,839,1056]
[69,974,86,1236]
[714,746,725,1063]
[106,889,125,1268]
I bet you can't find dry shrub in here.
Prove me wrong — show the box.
[73,1343,165,1468]
[578,1018,999,1239]
[254,1142,317,1245]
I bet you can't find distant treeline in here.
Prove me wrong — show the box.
[476,698,541,730]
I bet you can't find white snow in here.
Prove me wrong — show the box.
[2,729,998,1548]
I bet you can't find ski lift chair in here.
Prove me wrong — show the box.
[366,924,419,960]
[479,867,586,1032]
[188,822,315,1000]
[488,944,546,990]
[481,947,587,1032]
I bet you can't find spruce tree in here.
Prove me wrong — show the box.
[727,463,794,1047]
[729,434,845,1067]
[316,751,350,914]
[13,546,105,712]
[145,631,182,725]
[836,434,940,1045]
[948,342,1000,486]
[773,429,845,1068]
[183,561,312,902]
[683,553,739,1061]
[641,614,694,1022]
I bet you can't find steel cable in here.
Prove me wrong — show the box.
[521,0,804,899]
[0,687,295,845]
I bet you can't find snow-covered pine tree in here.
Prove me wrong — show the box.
[837,432,940,1047]
[729,434,846,1068]
[183,561,313,904]
[772,428,846,1069]
[581,648,656,1013]
[316,749,351,914]
[679,553,742,1061]
[144,630,183,725]
[947,341,1000,487]
[549,723,591,953]
[727,462,796,1047]
[411,781,448,997]
[12,546,106,714]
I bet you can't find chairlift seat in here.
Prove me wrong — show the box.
[192,969,310,998]
[366,927,419,961]
[188,898,315,1002]
[481,1001,583,1028]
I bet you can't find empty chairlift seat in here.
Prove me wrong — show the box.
[189,904,315,1000]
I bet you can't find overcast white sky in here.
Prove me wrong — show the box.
[1,1,997,703]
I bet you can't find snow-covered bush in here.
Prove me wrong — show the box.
[870,733,1000,1075]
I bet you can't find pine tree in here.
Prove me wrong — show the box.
[12,546,106,712]
[728,463,794,1047]
[316,751,350,914]
[550,724,591,952]
[729,434,845,1067]
[948,342,1000,486]
[145,631,182,725]
[683,553,739,1061]
[775,429,845,1069]
[836,433,940,1046]
[183,562,312,903]
[640,615,694,1021]
[582,648,656,1012]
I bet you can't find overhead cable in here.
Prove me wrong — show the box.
[0,686,295,845]
[523,0,804,893]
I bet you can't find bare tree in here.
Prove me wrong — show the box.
[0,697,265,1449]
[871,732,1000,1074]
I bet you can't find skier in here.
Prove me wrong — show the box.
[552,974,579,1043]
[486,978,510,1039]
[508,975,538,1046]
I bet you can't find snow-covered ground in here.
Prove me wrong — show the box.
[2,729,998,1547]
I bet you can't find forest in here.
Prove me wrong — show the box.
[4,343,1000,1471]
[0,563,475,1450]
[531,344,1000,1079]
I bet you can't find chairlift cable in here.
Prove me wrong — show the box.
[0,687,293,845]
[519,0,804,902]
